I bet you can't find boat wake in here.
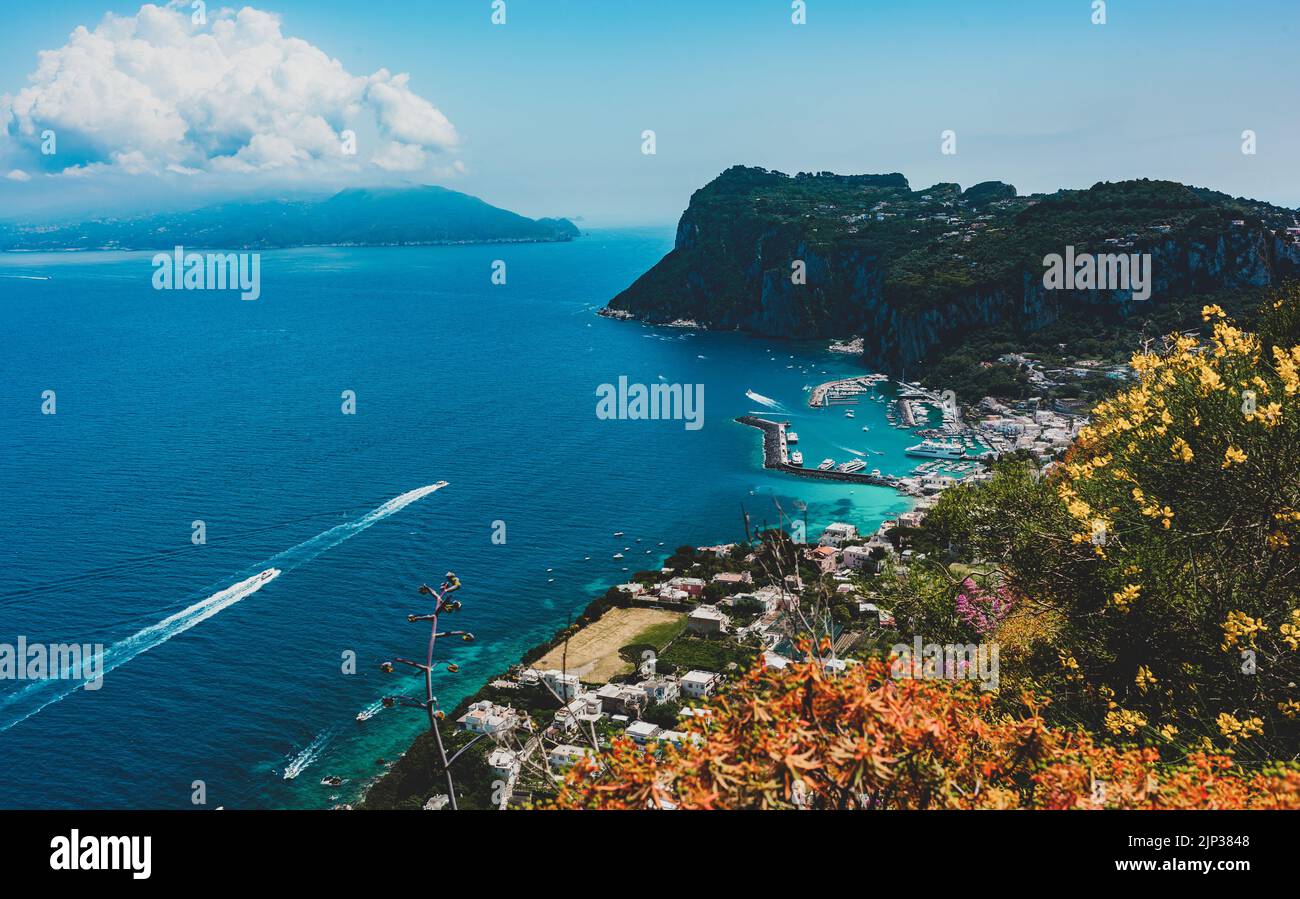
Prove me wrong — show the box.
[0,482,448,733]
[355,697,386,722]
[282,730,332,780]
[744,389,784,410]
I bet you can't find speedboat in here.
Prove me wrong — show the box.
[260,568,278,581]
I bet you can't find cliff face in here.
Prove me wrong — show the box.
[605,166,1300,374]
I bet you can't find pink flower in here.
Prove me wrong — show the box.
[954,578,1014,635]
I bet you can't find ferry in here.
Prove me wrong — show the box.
[786,430,799,444]
[817,459,835,470]
[906,439,966,460]
[839,459,866,473]
[789,451,804,466]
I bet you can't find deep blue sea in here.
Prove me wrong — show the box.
[0,229,917,809]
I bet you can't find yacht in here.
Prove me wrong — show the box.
[613,552,624,559]
[906,439,966,460]
[786,430,799,444]
[839,459,866,473]
[789,451,804,466]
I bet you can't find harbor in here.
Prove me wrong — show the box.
[807,373,889,408]
[736,416,899,487]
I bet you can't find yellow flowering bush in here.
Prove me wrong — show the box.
[922,284,1300,759]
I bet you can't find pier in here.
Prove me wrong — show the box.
[807,374,889,408]
[735,416,898,487]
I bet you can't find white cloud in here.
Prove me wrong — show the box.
[1,2,460,180]
[5,169,31,182]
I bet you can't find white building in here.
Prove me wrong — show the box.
[840,544,876,571]
[548,744,593,770]
[818,522,860,548]
[637,675,680,705]
[554,695,603,734]
[456,700,518,736]
[680,670,721,700]
[687,604,730,636]
[541,669,583,701]
[625,720,662,744]
[596,682,647,716]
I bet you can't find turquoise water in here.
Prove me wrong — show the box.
[0,229,913,808]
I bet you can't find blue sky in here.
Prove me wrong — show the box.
[0,0,1296,224]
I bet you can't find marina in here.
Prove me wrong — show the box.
[736,416,899,487]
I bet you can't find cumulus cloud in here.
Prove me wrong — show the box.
[0,2,460,180]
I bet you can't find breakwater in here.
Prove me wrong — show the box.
[735,416,898,487]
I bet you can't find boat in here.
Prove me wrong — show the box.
[862,426,870,431]
[786,430,799,444]
[260,568,278,581]
[906,439,966,460]
[871,468,882,478]
[817,459,834,470]
[790,451,804,466]
[845,410,855,418]
[613,552,624,559]
[613,531,625,537]
[839,459,866,473]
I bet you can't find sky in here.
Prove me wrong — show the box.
[0,0,1296,225]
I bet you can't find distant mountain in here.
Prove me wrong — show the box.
[0,185,580,250]
[604,166,1300,373]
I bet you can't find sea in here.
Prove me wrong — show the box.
[0,227,920,809]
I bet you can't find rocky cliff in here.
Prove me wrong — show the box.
[604,166,1300,374]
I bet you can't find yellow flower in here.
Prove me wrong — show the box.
[1105,708,1148,736]
[1158,724,1180,741]
[1245,401,1283,428]
[1280,609,1300,651]
[1216,712,1264,744]
[1222,446,1247,468]
[1170,437,1194,463]
[1221,610,1267,651]
[1279,700,1300,720]
[1135,665,1157,693]
[1111,584,1141,613]
[1201,304,1226,321]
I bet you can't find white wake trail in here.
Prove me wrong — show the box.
[0,482,448,733]
[745,389,784,410]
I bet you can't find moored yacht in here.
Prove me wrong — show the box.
[906,439,966,460]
